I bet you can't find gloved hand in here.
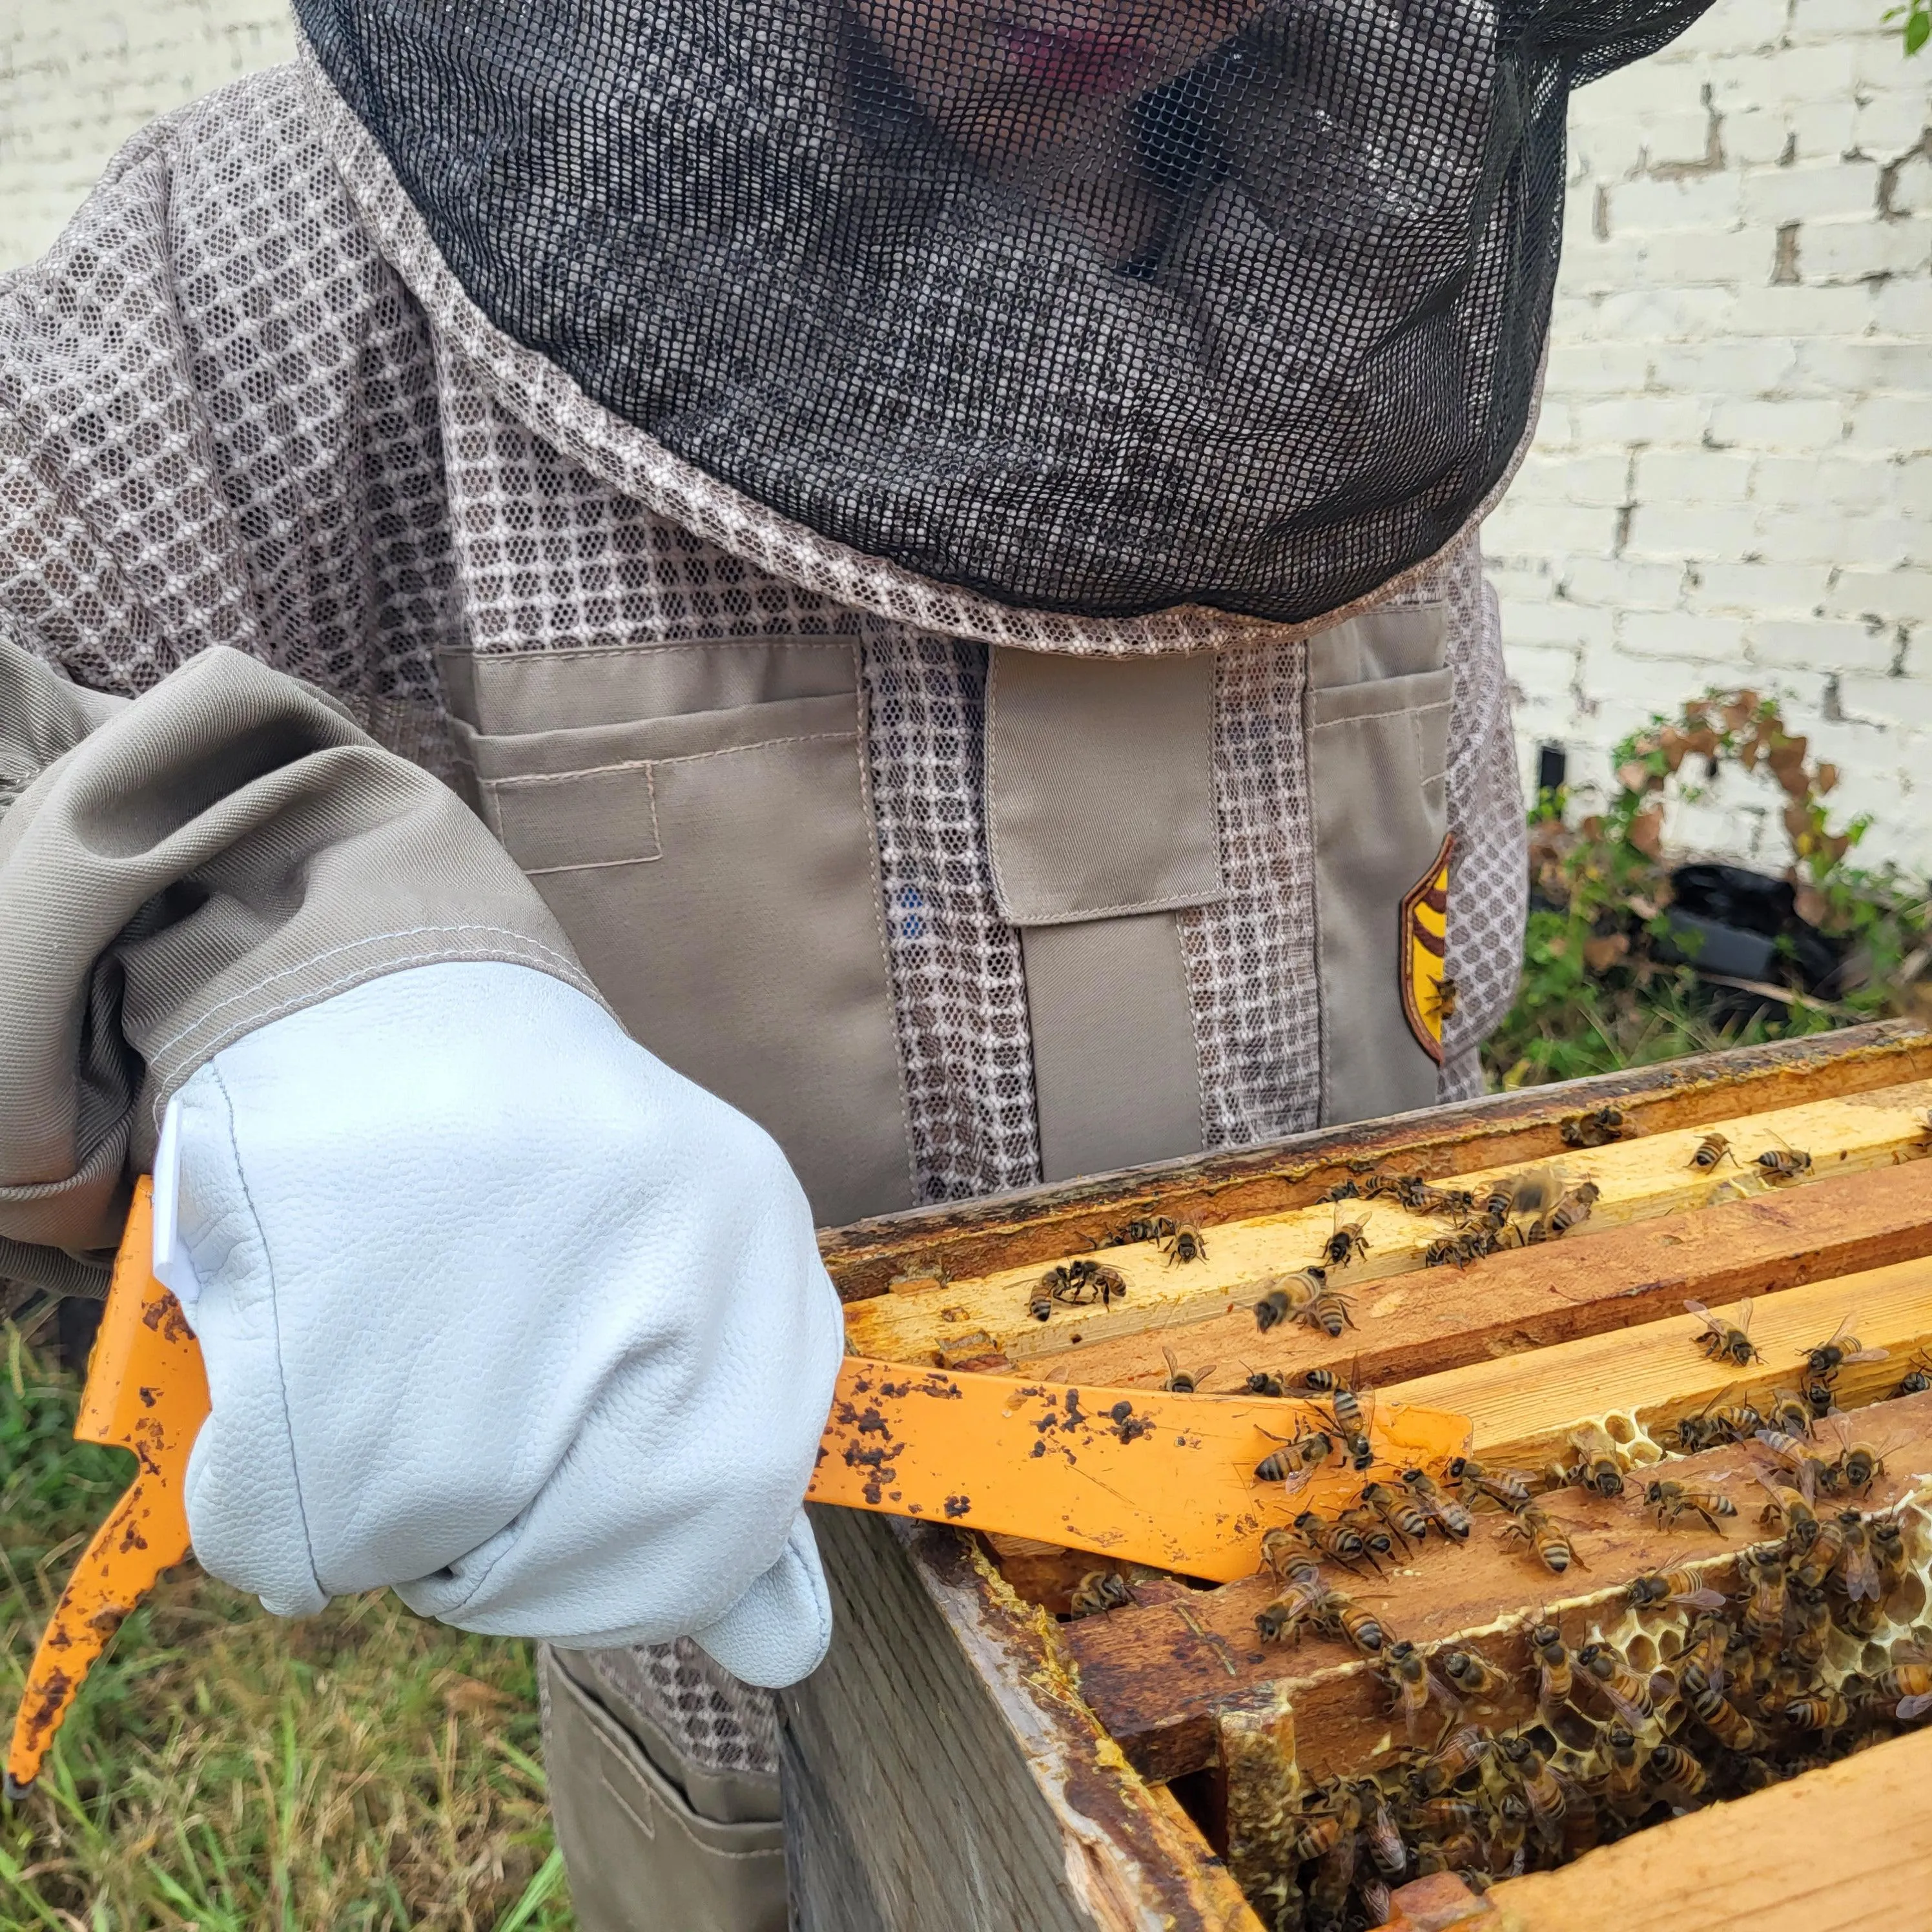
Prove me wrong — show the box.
[149,960,843,1687]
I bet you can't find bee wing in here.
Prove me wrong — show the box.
[1426,1667,1466,1714]
[1844,1545,1882,1603]
[1590,1675,1650,1731]
[1844,1346,1891,1365]
[1683,1298,1720,1334]
[1736,1295,1754,1339]
[1813,1313,1855,1355]
[1364,1801,1406,1875]
[1896,1692,1932,1721]
[1671,1586,1729,1612]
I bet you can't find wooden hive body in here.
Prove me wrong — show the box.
[781,1022,1932,1931]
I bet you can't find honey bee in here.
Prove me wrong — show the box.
[1302,1283,1358,1339]
[1324,1404,1377,1473]
[1688,1132,1736,1171]
[1837,1593,1887,1641]
[1826,1419,1895,1497]
[1626,1568,1727,1614]
[1672,1395,1763,1454]
[1779,1590,1829,1674]
[1357,1783,1407,1878]
[1251,1268,1326,1333]
[1319,1591,1390,1658]
[1093,1215,1173,1250]
[1425,974,1460,1026]
[1526,1619,1574,1709]
[1294,1507,1374,1573]
[1870,1507,1911,1593]
[1645,1742,1707,1799]
[1560,1423,1626,1499]
[1260,1534,1324,1585]
[1644,1479,1738,1534]
[1241,1370,1285,1397]
[1488,1791,1532,1878]
[1360,1480,1430,1551]
[1753,1426,1833,1506]
[1802,1315,1889,1384]
[1782,1690,1851,1730]
[1028,1280,1057,1322]
[1360,1879,1393,1927]
[1833,1510,1882,1602]
[1161,1219,1209,1265]
[1401,1467,1472,1541]
[1559,1105,1632,1149]
[1321,1210,1371,1269]
[1499,1736,1569,1848]
[1764,1388,1814,1440]
[1754,1134,1813,1182]
[1802,1375,1840,1423]
[1337,1506,1401,1569]
[1892,1348,1932,1399]
[1756,1475,1820,1559]
[1284,1787,1360,1864]
[1792,1510,1848,1589]
[1424,1229,1495,1269]
[1158,1348,1216,1395]
[1448,1456,1536,1511]
[1597,1725,1646,1819]
[1406,1723,1497,1798]
[1039,1259,1127,1310]
[1254,1552,1327,1643]
[1871,1649,1932,1721]
[1475,1179,1517,1228]
[1499,1503,1581,1574]
[1678,1659,1764,1751]
[1253,1424,1335,1488]
[1067,1570,1134,1618]
[1437,1647,1503,1699]
[1685,1296,1760,1366]
[1319,1178,1365,1204]
[1738,1545,1788,1646]
[1381,1639,1461,1744]
[1531,1180,1601,1243]
[1574,1639,1654,1727]
[1305,1369,1366,1434]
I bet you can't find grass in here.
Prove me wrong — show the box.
[0,1323,573,1931]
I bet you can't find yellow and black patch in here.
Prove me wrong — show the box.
[1399,833,1455,1065]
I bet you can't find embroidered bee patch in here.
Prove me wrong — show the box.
[1399,833,1455,1064]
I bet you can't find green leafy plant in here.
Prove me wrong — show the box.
[1486,689,1932,1090]
[1885,0,1931,54]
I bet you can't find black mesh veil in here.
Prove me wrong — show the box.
[298,0,1711,622]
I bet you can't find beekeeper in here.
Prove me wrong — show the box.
[0,0,1707,1922]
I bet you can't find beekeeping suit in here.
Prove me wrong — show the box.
[0,0,1709,1922]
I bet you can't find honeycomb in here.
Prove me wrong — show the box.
[1232,1490,1932,1932]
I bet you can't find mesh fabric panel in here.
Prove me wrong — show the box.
[296,0,1710,624]
[570,1640,780,1782]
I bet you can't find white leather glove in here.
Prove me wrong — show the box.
[149,960,843,1687]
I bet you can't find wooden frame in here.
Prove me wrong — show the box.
[779,1022,1932,1931]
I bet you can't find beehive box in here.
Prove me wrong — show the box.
[779,1021,1932,1932]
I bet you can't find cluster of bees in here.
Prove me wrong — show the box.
[1023,1106,1825,1333]
[1240,1491,1931,1932]
[1025,1216,1207,1322]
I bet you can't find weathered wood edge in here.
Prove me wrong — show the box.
[878,1515,1264,1929]
[819,1022,1932,1303]
[1480,1723,1932,1930]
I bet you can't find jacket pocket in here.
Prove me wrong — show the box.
[1306,607,1454,1128]
[447,645,911,1225]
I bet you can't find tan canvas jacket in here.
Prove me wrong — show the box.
[0,57,1528,1296]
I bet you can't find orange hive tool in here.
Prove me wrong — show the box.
[6,1183,1470,1796]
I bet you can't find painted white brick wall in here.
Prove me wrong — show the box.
[1490,0,1932,871]
[2,1,1927,867]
